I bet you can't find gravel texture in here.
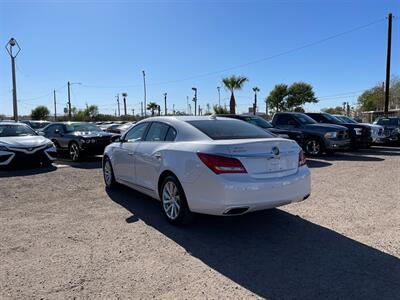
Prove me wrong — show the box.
[0,146,399,299]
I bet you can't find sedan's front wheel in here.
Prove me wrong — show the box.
[69,142,81,162]
[103,157,117,188]
[160,176,191,225]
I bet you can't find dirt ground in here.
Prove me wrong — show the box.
[0,146,399,299]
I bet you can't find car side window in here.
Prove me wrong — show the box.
[164,126,177,142]
[47,124,63,135]
[275,115,292,126]
[124,123,148,143]
[144,122,170,142]
[310,114,322,122]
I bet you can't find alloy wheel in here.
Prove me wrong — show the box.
[306,140,321,155]
[70,143,80,161]
[104,160,112,186]
[162,181,181,220]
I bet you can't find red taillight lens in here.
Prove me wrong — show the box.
[298,150,306,167]
[197,153,247,174]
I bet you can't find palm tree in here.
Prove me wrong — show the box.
[222,75,248,114]
[147,102,159,117]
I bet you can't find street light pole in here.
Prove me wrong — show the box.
[67,81,72,120]
[217,86,221,106]
[116,94,120,117]
[122,93,128,116]
[163,93,167,115]
[67,81,81,120]
[5,38,21,121]
[53,90,57,121]
[192,87,197,116]
[142,71,147,117]
[252,87,260,115]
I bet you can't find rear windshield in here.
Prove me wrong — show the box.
[242,116,273,129]
[186,119,274,140]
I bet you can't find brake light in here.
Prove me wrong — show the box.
[298,150,306,167]
[197,153,247,174]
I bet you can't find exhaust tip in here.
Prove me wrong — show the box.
[223,207,249,215]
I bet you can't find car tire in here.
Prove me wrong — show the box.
[69,142,81,162]
[160,175,192,225]
[103,157,118,188]
[304,138,324,156]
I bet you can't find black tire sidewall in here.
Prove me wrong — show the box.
[160,176,190,225]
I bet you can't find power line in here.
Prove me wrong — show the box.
[19,84,67,101]
[80,17,385,89]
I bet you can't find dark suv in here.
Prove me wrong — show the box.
[374,117,400,144]
[218,114,305,147]
[40,122,115,161]
[271,112,351,155]
[305,113,371,149]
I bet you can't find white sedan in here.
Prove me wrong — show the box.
[103,116,311,224]
[0,122,57,167]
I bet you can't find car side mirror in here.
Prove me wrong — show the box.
[55,129,61,134]
[38,131,45,136]
[111,135,122,143]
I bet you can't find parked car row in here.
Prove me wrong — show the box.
[1,115,399,225]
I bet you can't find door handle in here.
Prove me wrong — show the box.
[153,153,162,160]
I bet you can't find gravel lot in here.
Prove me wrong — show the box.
[1,146,399,299]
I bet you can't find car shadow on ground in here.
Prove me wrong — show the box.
[106,187,400,299]
[0,164,57,178]
[305,159,332,168]
[55,155,103,169]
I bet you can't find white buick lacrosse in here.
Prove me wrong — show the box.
[103,116,311,224]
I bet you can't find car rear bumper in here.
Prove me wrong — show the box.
[182,166,311,216]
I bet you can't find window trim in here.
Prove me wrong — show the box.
[123,122,150,143]
[142,121,177,142]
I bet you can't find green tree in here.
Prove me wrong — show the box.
[31,106,50,120]
[286,82,318,111]
[222,75,248,114]
[147,102,159,116]
[357,86,384,111]
[266,84,288,112]
[322,106,344,115]
[213,104,229,114]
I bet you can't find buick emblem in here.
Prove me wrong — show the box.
[271,146,280,156]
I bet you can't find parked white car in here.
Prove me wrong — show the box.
[103,116,311,224]
[0,122,57,167]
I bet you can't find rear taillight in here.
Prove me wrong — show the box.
[197,153,247,174]
[298,150,306,167]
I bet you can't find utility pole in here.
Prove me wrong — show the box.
[192,87,197,116]
[53,90,57,121]
[163,93,167,115]
[5,38,20,121]
[384,13,392,117]
[116,94,120,117]
[217,86,221,106]
[173,104,175,115]
[142,71,147,117]
[186,96,189,114]
[67,81,72,120]
[252,87,260,115]
[122,93,128,116]
[188,103,192,115]
[141,102,144,117]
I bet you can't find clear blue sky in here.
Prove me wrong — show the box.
[0,0,399,116]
